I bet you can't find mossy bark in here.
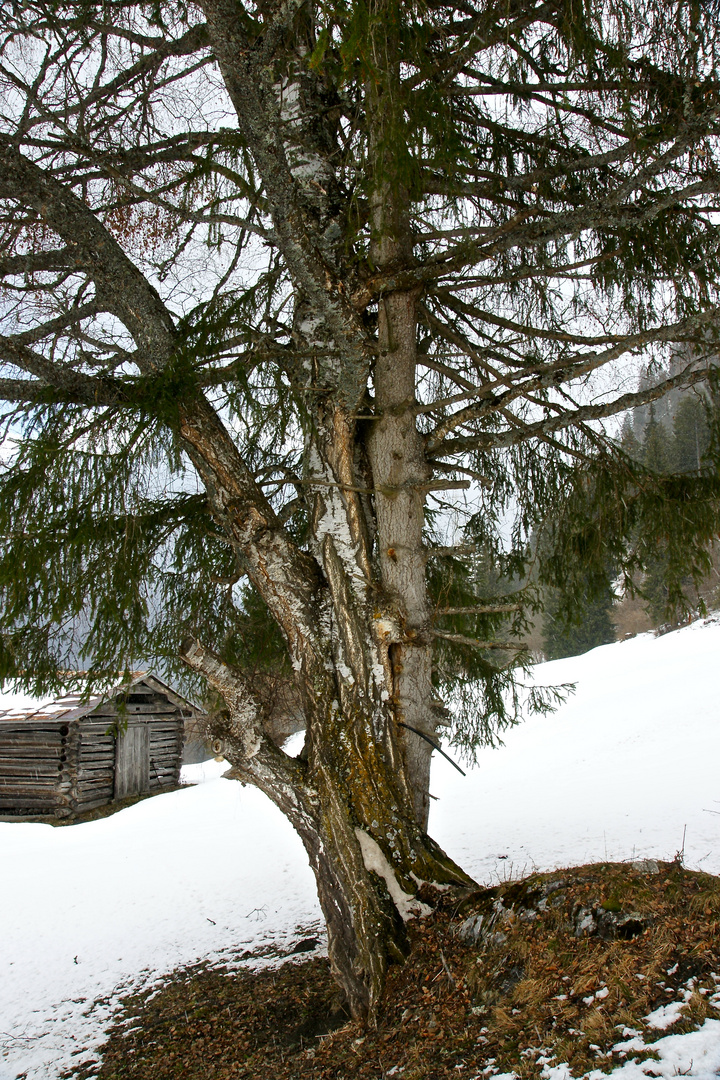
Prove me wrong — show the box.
[188,640,476,1021]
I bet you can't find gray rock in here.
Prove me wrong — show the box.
[632,859,660,874]
[571,901,648,940]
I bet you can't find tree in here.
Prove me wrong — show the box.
[543,580,616,660]
[2,0,720,1020]
[642,406,673,474]
[673,393,711,474]
[618,395,715,622]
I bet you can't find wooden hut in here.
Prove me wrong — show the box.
[0,673,206,819]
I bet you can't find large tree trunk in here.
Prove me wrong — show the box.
[177,389,473,1021]
[177,390,477,1020]
[181,0,471,1023]
[369,285,438,830]
[181,636,475,1023]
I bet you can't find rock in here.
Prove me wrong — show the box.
[571,901,648,940]
[455,879,568,944]
[598,911,647,940]
[456,898,509,944]
[291,937,319,954]
[632,859,660,874]
[573,907,597,937]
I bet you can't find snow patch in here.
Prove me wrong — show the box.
[645,1001,685,1030]
[354,828,432,921]
[3,617,720,1078]
[430,616,720,881]
[180,758,231,784]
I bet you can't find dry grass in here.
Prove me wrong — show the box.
[74,861,720,1080]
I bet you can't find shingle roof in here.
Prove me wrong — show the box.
[0,673,203,723]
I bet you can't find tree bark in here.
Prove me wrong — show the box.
[363,14,439,826]
[181,634,475,1023]
[178,6,460,1019]
[369,285,437,830]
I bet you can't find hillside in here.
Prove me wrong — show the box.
[1,618,719,1079]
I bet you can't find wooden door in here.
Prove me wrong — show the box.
[114,723,150,800]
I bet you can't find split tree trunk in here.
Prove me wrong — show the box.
[179,0,475,1022]
[182,634,475,1023]
[178,366,475,1020]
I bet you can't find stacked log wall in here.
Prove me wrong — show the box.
[0,722,78,817]
[75,720,116,811]
[148,720,183,789]
[78,688,184,804]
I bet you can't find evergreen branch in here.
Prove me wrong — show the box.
[437,251,618,289]
[435,604,523,615]
[396,722,466,776]
[424,545,480,557]
[430,461,491,485]
[444,79,660,96]
[431,291,637,348]
[425,313,720,451]
[0,335,121,405]
[417,355,477,392]
[0,378,118,406]
[418,303,511,387]
[298,478,472,494]
[435,357,716,457]
[403,0,560,96]
[361,160,720,306]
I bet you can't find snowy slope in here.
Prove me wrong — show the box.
[1,618,719,1080]
[430,617,720,882]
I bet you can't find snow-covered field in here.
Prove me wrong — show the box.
[1,619,719,1080]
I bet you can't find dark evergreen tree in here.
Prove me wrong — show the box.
[543,583,616,660]
[619,416,643,463]
[635,398,714,621]
[642,407,673,474]
[673,394,711,474]
[2,0,720,1017]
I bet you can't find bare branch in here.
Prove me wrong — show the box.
[430,630,527,650]
[435,356,716,457]
[0,248,82,276]
[180,635,264,760]
[0,140,176,367]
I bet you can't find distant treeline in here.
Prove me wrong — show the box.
[541,391,717,661]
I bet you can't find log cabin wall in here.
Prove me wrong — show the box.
[75,720,117,812]
[0,720,78,817]
[78,684,186,807]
